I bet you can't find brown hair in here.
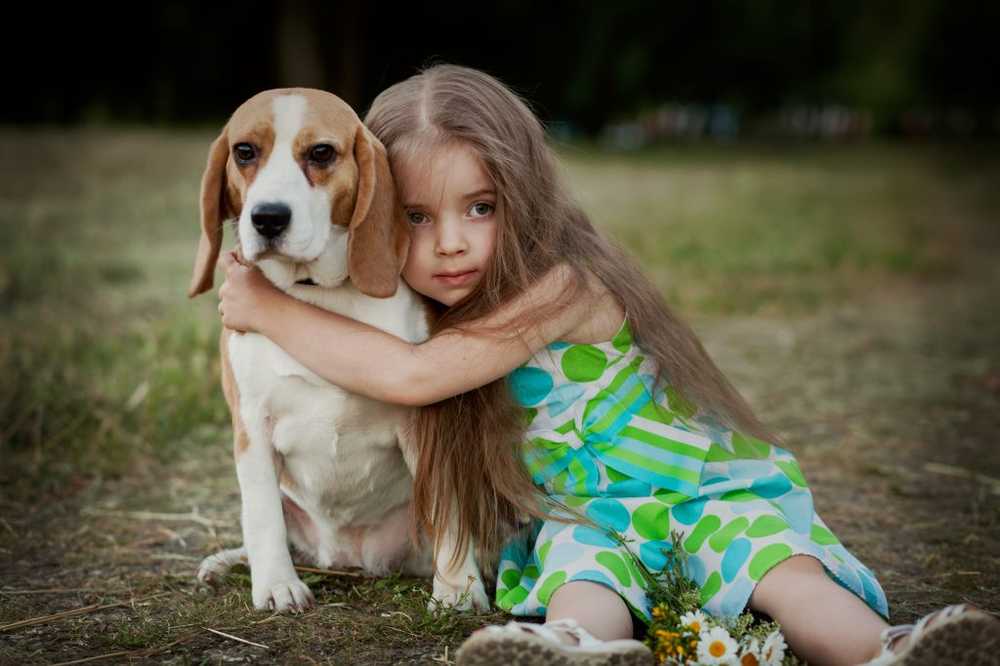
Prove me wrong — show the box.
[364,64,775,571]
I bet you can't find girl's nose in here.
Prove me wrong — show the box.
[435,218,468,256]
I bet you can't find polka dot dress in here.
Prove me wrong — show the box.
[497,319,889,623]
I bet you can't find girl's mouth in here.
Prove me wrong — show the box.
[434,269,478,286]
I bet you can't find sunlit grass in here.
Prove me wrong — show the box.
[1,128,997,487]
[560,140,996,313]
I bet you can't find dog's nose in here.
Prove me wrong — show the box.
[251,203,291,239]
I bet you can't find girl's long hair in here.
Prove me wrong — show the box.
[364,64,775,571]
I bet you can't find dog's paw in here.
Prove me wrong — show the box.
[252,574,315,613]
[430,575,490,613]
[197,547,247,587]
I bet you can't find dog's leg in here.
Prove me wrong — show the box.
[197,546,247,585]
[428,512,490,612]
[237,411,315,612]
[396,421,489,612]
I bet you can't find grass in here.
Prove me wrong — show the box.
[1,128,998,663]
[560,140,997,313]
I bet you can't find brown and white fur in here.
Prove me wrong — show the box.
[188,88,487,613]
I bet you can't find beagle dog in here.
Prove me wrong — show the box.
[188,89,487,613]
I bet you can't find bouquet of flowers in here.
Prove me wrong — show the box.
[636,531,803,666]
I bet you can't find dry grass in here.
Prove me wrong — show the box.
[1,129,998,663]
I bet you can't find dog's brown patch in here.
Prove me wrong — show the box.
[219,330,250,457]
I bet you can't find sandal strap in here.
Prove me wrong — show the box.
[880,624,914,649]
[539,618,603,648]
[862,625,914,666]
[912,604,968,636]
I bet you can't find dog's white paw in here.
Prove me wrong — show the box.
[197,547,247,587]
[430,575,490,613]
[252,573,315,613]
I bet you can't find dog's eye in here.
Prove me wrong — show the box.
[234,143,256,163]
[309,144,335,165]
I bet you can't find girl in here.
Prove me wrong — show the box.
[217,65,998,666]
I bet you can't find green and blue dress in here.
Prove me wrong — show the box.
[496,319,889,623]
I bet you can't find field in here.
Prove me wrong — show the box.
[1,129,998,664]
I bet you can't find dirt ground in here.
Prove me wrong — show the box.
[1,141,998,664]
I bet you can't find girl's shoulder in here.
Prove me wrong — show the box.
[547,315,629,351]
[553,267,625,346]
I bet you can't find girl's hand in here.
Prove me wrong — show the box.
[217,251,279,333]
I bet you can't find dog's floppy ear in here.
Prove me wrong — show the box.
[189,126,233,298]
[348,124,409,298]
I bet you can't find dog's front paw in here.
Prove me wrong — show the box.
[252,573,315,613]
[430,574,490,613]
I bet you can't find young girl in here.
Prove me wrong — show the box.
[217,65,998,666]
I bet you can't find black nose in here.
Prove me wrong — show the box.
[251,202,291,239]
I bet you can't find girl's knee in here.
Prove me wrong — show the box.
[549,579,623,608]
[749,555,828,613]
[776,554,826,573]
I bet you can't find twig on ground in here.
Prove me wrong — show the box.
[380,611,413,621]
[81,508,225,528]
[0,592,170,632]
[385,624,421,639]
[431,645,454,664]
[294,565,369,578]
[49,633,199,665]
[204,626,269,649]
[149,553,201,561]
[251,614,286,625]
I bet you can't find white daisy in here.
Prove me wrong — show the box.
[680,609,708,634]
[738,637,762,666]
[697,626,739,665]
[760,630,787,666]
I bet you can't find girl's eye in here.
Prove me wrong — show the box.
[469,202,495,217]
[234,143,256,163]
[407,212,429,226]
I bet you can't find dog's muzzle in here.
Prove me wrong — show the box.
[252,202,292,239]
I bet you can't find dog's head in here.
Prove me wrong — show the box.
[188,88,408,298]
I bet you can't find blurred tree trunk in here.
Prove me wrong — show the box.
[326,2,363,107]
[277,0,326,90]
[276,0,363,107]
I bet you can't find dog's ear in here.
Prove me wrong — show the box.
[189,126,233,298]
[347,124,409,298]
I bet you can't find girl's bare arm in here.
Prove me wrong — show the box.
[229,261,606,406]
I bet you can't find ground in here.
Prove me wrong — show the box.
[1,131,997,664]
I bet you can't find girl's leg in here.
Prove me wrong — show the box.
[455,580,651,665]
[748,554,886,665]
[546,580,634,642]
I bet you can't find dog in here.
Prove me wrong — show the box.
[188,88,488,613]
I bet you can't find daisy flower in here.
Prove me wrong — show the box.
[738,637,761,666]
[679,609,708,634]
[697,626,739,665]
[760,630,787,666]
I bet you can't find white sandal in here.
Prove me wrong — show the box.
[863,603,1000,665]
[455,618,653,666]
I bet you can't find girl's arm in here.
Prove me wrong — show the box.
[218,253,605,406]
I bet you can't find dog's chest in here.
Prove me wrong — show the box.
[228,284,428,462]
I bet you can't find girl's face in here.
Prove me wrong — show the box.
[397,142,498,307]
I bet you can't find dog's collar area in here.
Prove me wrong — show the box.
[295,278,318,286]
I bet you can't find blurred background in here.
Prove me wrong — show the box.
[2,2,998,662]
[7,0,999,138]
